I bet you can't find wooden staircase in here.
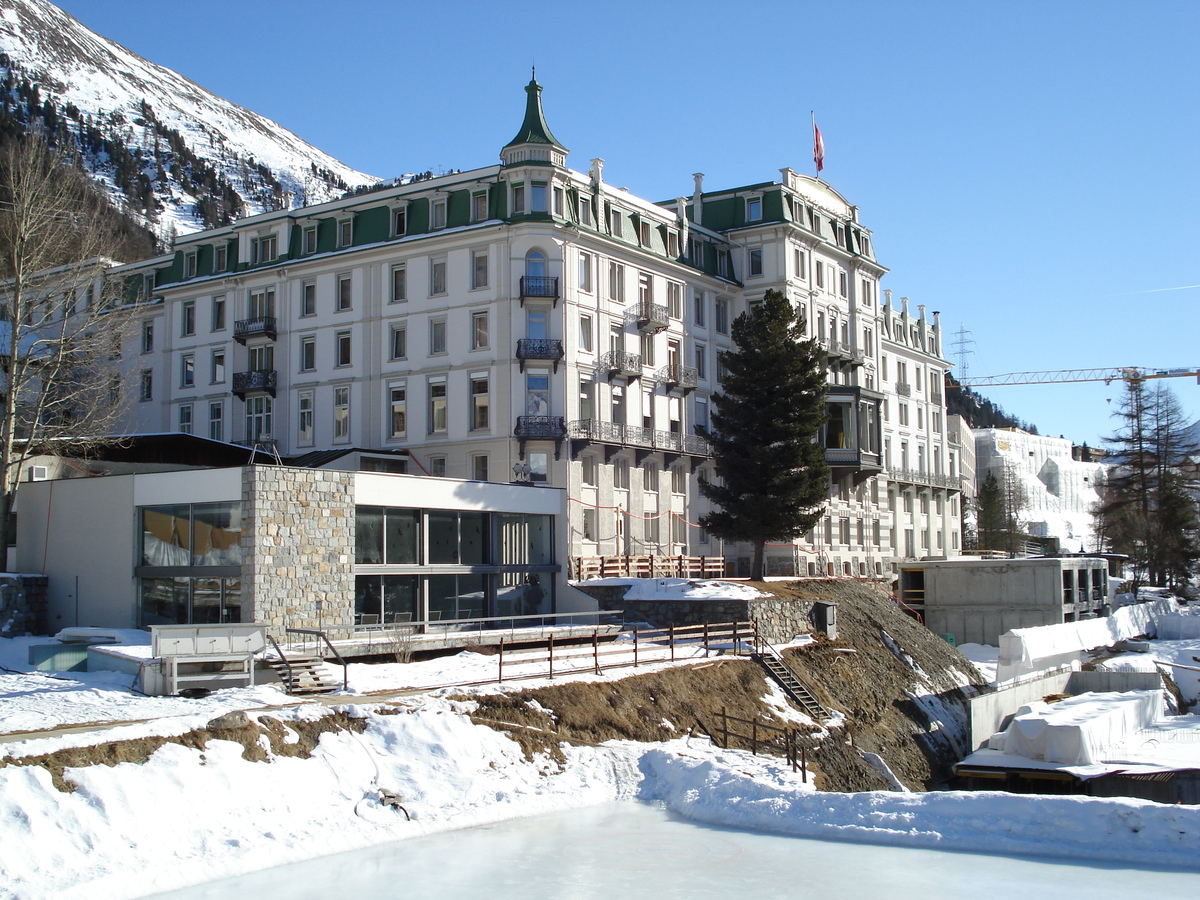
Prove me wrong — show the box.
[754,644,830,723]
[267,654,340,695]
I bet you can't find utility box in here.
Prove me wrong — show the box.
[810,601,837,640]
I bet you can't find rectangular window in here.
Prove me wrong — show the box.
[638,272,652,304]
[471,250,488,289]
[748,248,763,277]
[336,331,351,367]
[531,183,547,212]
[471,376,489,430]
[249,287,275,319]
[608,204,622,237]
[716,250,729,278]
[613,458,630,490]
[471,191,488,222]
[640,332,655,367]
[472,455,489,482]
[839,270,848,297]
[579,196,593,226]
[693,290,705,326]
[389,323,407,360]
[471,311,489,350]
[300,336,315,372]
[181,354,194,388]
[581,455,598,487]
[667,282,682,318]
[795,247,806,279]
[428,457,447,477]
[208,296,225,332]
[643,463,659,493]
[578,252,593,292]
[392,207,407,236]
[429,380,447,434]
[608,262,624,302]
[338,219,352,247]
[297,392,314,445]
[746,197,762,221]
[389,384,406,438]
[251,234,277,264]
[579,314,593,353]
[245,395,272,442]
[142,320,154,354]
[639,220,651,247]
[333,386,350,440]
[183,252,196,279]
[553,186,564,216]
[337,274,352,311]
[303,226,317,254]
[211,350,226,384]
[178,404,192,434]
[388,264,406,304]
[301,282,316,317]
[429,318,447,355]
[694,343,707,380]
[430,258,447,295]
[208,401,223,441]
[181,301,195,337]
[715,298,729,334]
[815,261,825,289]
[512,184,525,214]
[214,244,227,272]
[671,464,686,494]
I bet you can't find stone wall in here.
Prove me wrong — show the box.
[242,467,355,637]
[0,574,47,636]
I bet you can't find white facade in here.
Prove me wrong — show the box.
[106,79,962,580]
[974,428,1107,551]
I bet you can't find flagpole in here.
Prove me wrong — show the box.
[811,110,816,179]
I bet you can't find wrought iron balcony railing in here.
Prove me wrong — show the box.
[232,368,278,398]
[233,316,277,344]
[895,380,911,397]
[566,419,713,457]
[516,338,564,372]
[658,363,699,392]
[519,275,559,302]
[599,349,642,380]
[514,415,567,440]
[826,336,865,365]
[887,467,962,490]
[625,300,669,333]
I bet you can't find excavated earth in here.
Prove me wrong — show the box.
[4,580,989,795]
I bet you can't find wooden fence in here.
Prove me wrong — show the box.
[571,555,727,580]
[701,706,812,780]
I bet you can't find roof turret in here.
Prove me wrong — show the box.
[501,73,568,167]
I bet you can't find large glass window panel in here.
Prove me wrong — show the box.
[527,515,554,565]
[459,512,487,565]
[498,513,554,566]
[192,577,224,624]
[428,512,459,563]
[141,505,191,566]
[355,575,382,622]
[384,509,420,564]
[223,578,242,623]
[139,577,189,626]
[427,573,459,621]
[192,503,242,566]
[355,506,384,564]
[383,575,419,623]
[428,573,487,622]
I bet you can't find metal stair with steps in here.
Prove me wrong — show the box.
[754,644,830,723]
[266,654,340,695]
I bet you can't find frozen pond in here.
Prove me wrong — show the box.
[156,801,1196,899]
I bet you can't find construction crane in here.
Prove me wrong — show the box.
[955,366,1200,389]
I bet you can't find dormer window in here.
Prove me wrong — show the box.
[553,187,564,216]
[214,244,227,272]
[431,198,447,229]
[183,251,196,279]
[579,196,593,226]
[639,220,651,247]
[250,234,277,265]
[471,191,488,222]
[337,219,353,248]
[608,204,622,238]
[746,196,763,222]
[392,207,408,237]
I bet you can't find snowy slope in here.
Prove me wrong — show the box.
[0,0,379,236]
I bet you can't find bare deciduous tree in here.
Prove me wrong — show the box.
[0,135,138,566]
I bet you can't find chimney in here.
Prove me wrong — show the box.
[692,173,704,225]
[590,158,604,189]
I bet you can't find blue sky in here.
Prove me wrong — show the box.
[56,0,1200,447]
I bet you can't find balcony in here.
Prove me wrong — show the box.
[826,336,865,365]
[516,338,564,373]
[658,363,699,393]
[519,275,559,306]
[625,300,669,334]
[231,368,277,398]
[514,415,566,460]
[930,388,943,405]
[567,419,712,461]
[887,467,963,491]
[895,380,911,397]
[599,349,642,381]
[233,316,277,344]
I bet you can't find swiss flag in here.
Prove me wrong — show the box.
[813,119,825,173]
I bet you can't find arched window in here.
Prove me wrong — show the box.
[525,250,546,278]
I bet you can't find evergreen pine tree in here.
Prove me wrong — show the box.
[699,289,828,580]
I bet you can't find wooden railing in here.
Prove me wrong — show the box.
[700,706,812,778]
[571,555,726,580]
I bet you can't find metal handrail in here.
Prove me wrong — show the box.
[285,627,348,691]
[264,634,294,690]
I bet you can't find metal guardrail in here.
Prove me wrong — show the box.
[516,338,564,361]
[233,315,277,343]
[599,349,643,377]
[286,627,349,691]
[887,467,963,490]
[514,415,567,439]
[566,419,713,456]
[519,275,559,299]
[626,300,669,332]
[232,368,277,397]
[895,380,911,396]
[658,363,699,390]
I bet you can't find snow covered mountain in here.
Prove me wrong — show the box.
[0,0,379,241]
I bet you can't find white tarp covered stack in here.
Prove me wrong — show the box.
[1154,612,1200,641]
[996,597,1176,682]
[998,690,1163,765]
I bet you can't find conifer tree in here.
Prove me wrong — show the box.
[700,289,828,580]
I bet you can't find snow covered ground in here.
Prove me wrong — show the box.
[3,580,1200,899]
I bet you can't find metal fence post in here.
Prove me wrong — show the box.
[548,633,554,679]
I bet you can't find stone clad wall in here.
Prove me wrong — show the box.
[0,574,48,636]
[242,467,355,636]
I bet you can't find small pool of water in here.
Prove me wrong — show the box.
[156,802,1195,899]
